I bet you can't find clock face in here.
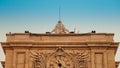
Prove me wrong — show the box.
[47,55,73,68]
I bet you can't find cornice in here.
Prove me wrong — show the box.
[1,41,119,48]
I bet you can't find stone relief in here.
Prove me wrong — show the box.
[74,50,90,68]
[30,50,46,68]
[47,47,74,68]
[30,47,90,68]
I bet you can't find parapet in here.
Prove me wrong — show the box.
[6,32,114,42]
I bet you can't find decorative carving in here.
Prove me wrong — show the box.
[30,48,90,68]
[76,51,89,68]
[30,50,46,68]
[72,50,90,68]
[52,21,69,34]
[47,47,74,68]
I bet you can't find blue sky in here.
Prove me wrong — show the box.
[0,0,120,41]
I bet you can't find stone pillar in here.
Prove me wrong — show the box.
[5,48,13,68]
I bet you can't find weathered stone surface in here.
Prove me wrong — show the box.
[1,22,119,68]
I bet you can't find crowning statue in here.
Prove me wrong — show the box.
[52,20,69,34]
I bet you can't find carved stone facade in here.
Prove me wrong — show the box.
[30,47,90,68]
[1,21,119,68]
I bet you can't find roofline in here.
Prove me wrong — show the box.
[6,33,114,36]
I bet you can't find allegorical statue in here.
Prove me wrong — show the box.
[52,20,69,34]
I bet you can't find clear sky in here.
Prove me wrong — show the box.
[0,0,120,41]
[0,0,120,68]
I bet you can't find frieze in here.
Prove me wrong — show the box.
[30,47,90,68]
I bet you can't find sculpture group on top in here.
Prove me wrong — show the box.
[52,21,69,34]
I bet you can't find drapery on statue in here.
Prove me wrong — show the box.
[52,20,69,34]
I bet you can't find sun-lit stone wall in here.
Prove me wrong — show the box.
[6,33,114,42]
[2,32,118,68]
